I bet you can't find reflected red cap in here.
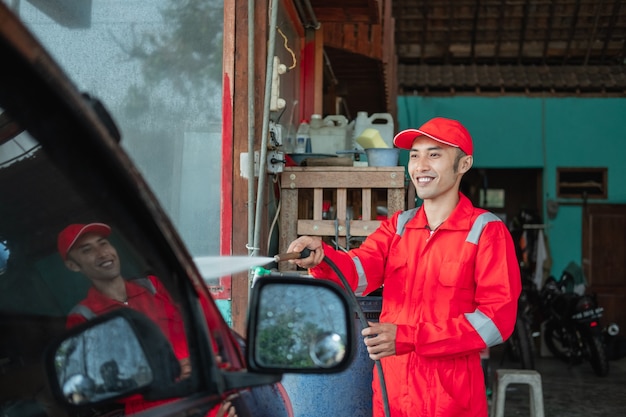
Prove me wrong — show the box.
[57,223,111,260]
[393,117,473,156]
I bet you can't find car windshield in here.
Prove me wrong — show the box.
[0,102,199,414]
[0,113,160,312]
[5,0,225,260]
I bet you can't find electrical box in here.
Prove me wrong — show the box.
[269,121,283,148]
[267,150,285,174]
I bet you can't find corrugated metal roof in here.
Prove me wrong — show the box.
[393,0,626,96]
[309,0,626,116]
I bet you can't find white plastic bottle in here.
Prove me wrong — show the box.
[353,111,369,140]
[295,119,310,154]
[310,114,323,129]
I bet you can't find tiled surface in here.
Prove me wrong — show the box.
[487,344,626,416]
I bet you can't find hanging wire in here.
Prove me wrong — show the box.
[276,27,297,70]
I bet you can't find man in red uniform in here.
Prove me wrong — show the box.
[58,223,237,417]
[287,117,521,417]
[58,223,191,414]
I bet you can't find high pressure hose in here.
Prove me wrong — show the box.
[321,254,391,417]
[271,249,391,417]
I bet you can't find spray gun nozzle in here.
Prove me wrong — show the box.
[273,248,312,262]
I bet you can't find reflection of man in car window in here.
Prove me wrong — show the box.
[58,222,238,417]
[57,223,190,413]
[97,360,138,393]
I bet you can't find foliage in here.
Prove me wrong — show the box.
[118,0,224,123]
[256,309,325,368]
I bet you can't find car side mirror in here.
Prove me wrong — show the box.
[46,309,182,407]
[246,277,355,373]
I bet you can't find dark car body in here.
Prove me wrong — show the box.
[0,3,353,416]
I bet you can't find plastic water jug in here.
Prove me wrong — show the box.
[310,114,324,129]
[309,115,351,154]
[294,119,310,154]
[352,112,394,148]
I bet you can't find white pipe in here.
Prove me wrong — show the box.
[252,0,279,257]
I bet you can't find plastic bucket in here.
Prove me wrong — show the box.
[365,148,400,167]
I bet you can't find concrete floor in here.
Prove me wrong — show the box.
[486,344,626,416]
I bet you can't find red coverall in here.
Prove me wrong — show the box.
[67,276,237,416]
[67,275,189,414]
[310,193,521,417]
[66,276,188,355]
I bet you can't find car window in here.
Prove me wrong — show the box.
[0,111,235,416]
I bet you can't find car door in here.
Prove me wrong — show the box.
[0,4,354,417]
[0,3,253,416]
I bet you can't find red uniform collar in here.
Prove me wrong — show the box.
[409,193,476,232]
[81,278,151,311]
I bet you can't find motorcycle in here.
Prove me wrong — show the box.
[505,272,537,370]
[540,269,612,377]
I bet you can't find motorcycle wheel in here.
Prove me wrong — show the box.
[507,313,535,369]
[543,320,582,364]
[584,332,609,377]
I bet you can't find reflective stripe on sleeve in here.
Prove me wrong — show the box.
[352,256,368,296]
[464,308,504,347]
[466,212,501,244]
[69,304,97,320]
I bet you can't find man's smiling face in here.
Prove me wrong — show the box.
[65,232,121,282]
[408,136,471,202]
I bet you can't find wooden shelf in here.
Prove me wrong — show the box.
[279,166,406,270]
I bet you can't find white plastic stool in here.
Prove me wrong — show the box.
[490,369,545,417]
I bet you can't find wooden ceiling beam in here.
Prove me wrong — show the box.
[311,0,380,23]
[469,0,481,63]
[600,0,623,63]
[419,0,430,65]
[563,0,582,64]
[443,0,454,64]
[494,0,506,64]
[541,0,556,65]
[517,0,531,64]
[584,0,605,66]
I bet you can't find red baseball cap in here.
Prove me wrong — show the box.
[393,117,473,156]
[57,223,111,260]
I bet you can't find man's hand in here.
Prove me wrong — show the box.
[215,400,237,417]
[286,236,324,269]
[209,394,239,417]
[361,321,397,360]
